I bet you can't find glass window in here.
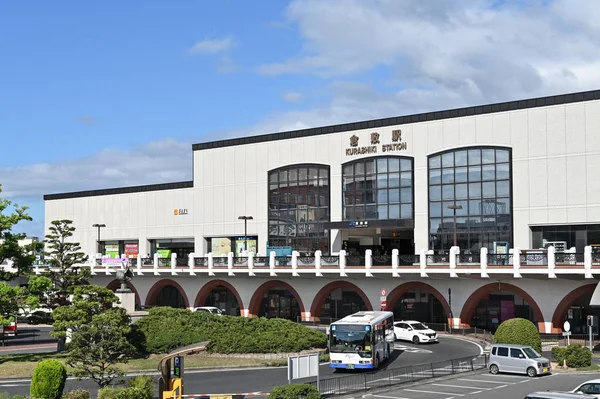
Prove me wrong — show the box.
[430,218,442,234]
[428,147,512,251]
[343,157,414,221]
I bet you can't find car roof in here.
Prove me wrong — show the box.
[196,306,219,310]
[526,392,596,398]
[491,343,533,348]
[398,320,422,324]
[576,379,600,384]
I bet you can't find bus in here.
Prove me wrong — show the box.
[328,311,395,370]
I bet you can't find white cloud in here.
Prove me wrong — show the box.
[257,0,600,102]
[188,36,235,55]
[283,91,303,102]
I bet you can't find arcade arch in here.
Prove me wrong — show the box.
[552,284,600,334]
[194,280,243,316]
[310,281,372,322]
[248,280,305,321]
[386,282,451,324]
[106,279,141,308]
[460,282,544,332]
[145,279,189,309]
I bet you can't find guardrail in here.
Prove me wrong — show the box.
[310,354,488,396]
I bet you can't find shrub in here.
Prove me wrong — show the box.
[135,307,327,354]
[62,389,92,399]
[125,376,154,399]
[551,346,567,364]
[30,359,67,399]
[565,344,592,368]
[0,394,27,399]
[269,384,321,399]
[493,318,542,354]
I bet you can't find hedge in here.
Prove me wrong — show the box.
[269,384,321,399]
[30,359,67,399]
[552,344,592,368]
[97,376,154,399]
[62,389,92,399]
[493,318,542,354]
[135,307,327,354]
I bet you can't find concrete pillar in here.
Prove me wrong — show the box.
[248,252,255,277]
[392,248,399,277]
[269,251,277,277]
[548,246,556,279]
[449,246,458,278]
[365,249,373,277]
[339,250,347,277]
[585,246,593,279]
[188,253,196,276]
[480,247,489,278]
[315,250,322,277]
[513,247,521,278]
[171,253,177,276]
[292,251,299,277]
[153,253,159,276]
[420,248,428,278]
[208,253,214,277]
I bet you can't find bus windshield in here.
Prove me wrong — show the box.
[329,325,373,357]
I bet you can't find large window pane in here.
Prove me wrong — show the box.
[469,165,482,181]
[389,204,400,219]
[377,158,388,173]
[400,172,412,187]
[430,155,441,169]
[401,159,412,171]
[442,152,454,167]
[482,149,495,164]
[455,167,468,183]
[468,149,481,165]
[442,168,454,184]
[430,185,441,201]
[482,182,495,198]
[400,189,412,203]
[430,202,442,218]
[497,180,510,197]
[377,189,388,203]
[401,204,412,219]
[469,183,481,198]
[377,205,388,219]
[482,165,495,181]
[429,169,441,185]
[497,163,510,180]
[389,188,400,203]
[389,158,400,172]
[430,218,442,234]
[442,185,454,200]
[496,149,509,163]
[455,184,468,199]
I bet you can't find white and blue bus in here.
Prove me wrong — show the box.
[328,311,395,370]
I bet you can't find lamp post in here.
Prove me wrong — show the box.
[237,216,253,253]
[92,223,106,255]
[448,287,452,333]
[446,204,463,248]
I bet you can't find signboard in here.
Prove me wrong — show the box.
[173,356,183,378]
[124,243,139,258]
[101,257,128,266]
[288,353,320,390]
[174,209,189,215]
[380,288,387,309]
[211,237,232,256]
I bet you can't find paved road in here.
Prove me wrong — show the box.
[354,371,600,399]
[0,336,483,397]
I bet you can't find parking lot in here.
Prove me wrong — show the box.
[360,372,600,399]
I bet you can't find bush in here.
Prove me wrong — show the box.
[565,344,592,368]
[0,394,27,399]
[30,359,67,399]
[135,307,328,354]
[551,346,567,364]
[125,376,154,399]
[269,384,321,399]
[493,318,542,354]
[62,389,92,399]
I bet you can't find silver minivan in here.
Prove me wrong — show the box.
[489,344,551,377]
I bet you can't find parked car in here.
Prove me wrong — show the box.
[489,344,551,377]
[393,320,438,344]
[524,392,596,399]
[570,379,600,397]
[193,306,225,316]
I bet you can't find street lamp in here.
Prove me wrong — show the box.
[237,216,253,253]
[446,205,463,248]
[92,223,106,255]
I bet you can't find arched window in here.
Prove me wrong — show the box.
[268,164,330,253]
[342,157,414,221]
[428,147,512,252]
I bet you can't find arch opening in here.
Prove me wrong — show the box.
[552,284,600,334]
[311,282,372,323]
[145,279,189,309]
[248,281,305,322]
[460,283,544,332]
[195,280,243,316]
[387,282,450,324]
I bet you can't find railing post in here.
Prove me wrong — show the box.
[365,249,373,277]
[248,252,255,276]
[392,248,399,277]
[449,246,458,278]
[208,252,215,277]
[188,253,196,276]
[171,253,177,276]
[585,246,593,279]
[315,250,323,277]
[89,258,95,276]
[513,247,521,278]
[470,357,474,371]
[269,251,277,277]
[420,248,428,278]
[548,245,556,278]
[292,250,299,277]
[480,247,488,278]
[339,250,347,277]
[451,359,455,374]
[153,253,159,276]
[228,252,234,276]
[136,254,142,275]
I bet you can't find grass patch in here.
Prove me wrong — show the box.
[572,364,600,371]
[0,352,276,378]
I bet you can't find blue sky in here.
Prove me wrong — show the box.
[2,0,600,239]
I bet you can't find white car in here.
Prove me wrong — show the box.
[393,320,438,344]
[193,306,225,316]
[571,379,600,397]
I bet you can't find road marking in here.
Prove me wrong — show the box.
[443,336,485,356]
[432,383,492,391]
[468,391,483,395]
[372,395,412,399]
[404,389,465,396]
[393,343,433,353]
[457,378,515,384]
[478,373,527,378]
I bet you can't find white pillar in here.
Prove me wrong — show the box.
[585,246,593,279]
[315,250,322,277]
[188,253,196,276]
[153,253,159,276]
[136,255,142,276]
[365,249,373,277]
[339,249,347,277]
[480,247,489,278]
[292,251,299,277]
[248,252,255,276]
[513,247,521,278]
[227,252,234,276]
[208,253,215,277]
[420,248,428,278]
[171,253,177,276]
[449,246,458,278]
[548,246,556,279]
[391,248,399,278]
[269,251,277,277]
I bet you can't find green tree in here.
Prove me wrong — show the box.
[66,307,134,388]
[0,277,52,326]
[0,184,41,281]
[43,220,90,308]
[52,284,119,340]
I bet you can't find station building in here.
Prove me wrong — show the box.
[43,89,600,334]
